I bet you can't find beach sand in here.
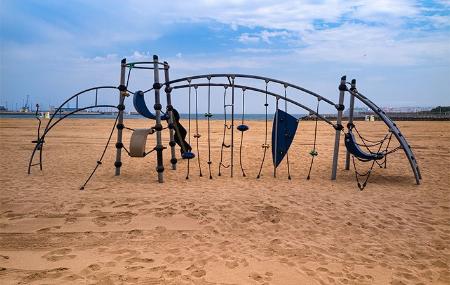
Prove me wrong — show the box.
[0,118,449,284]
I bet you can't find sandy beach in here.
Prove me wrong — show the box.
[0,118,449,284]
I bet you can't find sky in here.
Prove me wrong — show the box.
[0,0,449,114]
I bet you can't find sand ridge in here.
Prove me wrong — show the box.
[0,119,449,284]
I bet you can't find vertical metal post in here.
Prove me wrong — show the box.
[153,55,164,183]
[274,97,279,178]
[95,89,98,106]
[345,79,356,170]
[114,58,127,175]
[331,75,346,180]
[76,96,79,109]
[230,76,235,177]
[164,62,177,170]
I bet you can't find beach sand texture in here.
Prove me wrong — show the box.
[0,118,449,284]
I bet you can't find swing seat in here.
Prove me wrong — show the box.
[237,124,249,132]
[181,151,195,160]
[129,128,155,157]
[345,132,384,161]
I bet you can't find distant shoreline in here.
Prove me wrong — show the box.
[1,112,449,121]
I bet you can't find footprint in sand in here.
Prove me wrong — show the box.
[21,267,69,283]
[126,257,155,264]
[249,272,270,283]
[110,249,139,261]
[37,225,61,233]
[162,269,182,278]
[92,211,136,226]
[64,217,77,224]
[127,229,143,238]
[225,260,239,269]
[42,248,76,262]
[125,265,144,272]
[191,269,206,278]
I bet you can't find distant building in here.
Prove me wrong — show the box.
[0,106,7,111]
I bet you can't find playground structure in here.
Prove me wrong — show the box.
[28,55,422,190]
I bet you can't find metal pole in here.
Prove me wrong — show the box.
[164,62,177,170]
[114,58,127,175]
[274,97,279,178]
[331,75,346,180]
[345,79,356,170]
[153,55,164,183]
[230,76,235,177]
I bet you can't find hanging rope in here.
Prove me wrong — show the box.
[80,112,120,190]
[257,80,270,179]
[206,77,213,179]
[284,86,291,180]
[185,83,192,179]
[194,86,203,177]
[306,99,320,180]
[239,88,247,177]
[218,84,231,176]
[126,65,133,88]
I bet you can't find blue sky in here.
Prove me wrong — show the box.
[1,0,449,113]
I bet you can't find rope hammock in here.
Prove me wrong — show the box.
[346,123,401,190]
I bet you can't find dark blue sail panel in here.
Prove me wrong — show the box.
[272,109,299,168]
[133,90,156,119]
[345,132,384,161]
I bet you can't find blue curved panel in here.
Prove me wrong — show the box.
[133,90,156,119]
[344,132,384,161]
[272,109,298,168]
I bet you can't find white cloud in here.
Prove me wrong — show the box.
[238,33,260,43]
[2,0,449,109]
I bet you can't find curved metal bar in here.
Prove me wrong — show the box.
[171,83,336,127]
[128,66,166,70]
[28,143,40,174]
[163,74,337,107]
[45,86,118,133]
[28,105,119,175]
[347,88,421,184]
[44,105,118,137]
[126,61,166,69]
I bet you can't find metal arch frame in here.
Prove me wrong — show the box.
[28,85,121,175]
[144,73,338,107]
[27,104,119,175]
[169,83,337,128]
[346,87,422,185]
[45,86,118,131]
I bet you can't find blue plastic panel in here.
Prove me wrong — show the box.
[272,109,299,168]
[133,90,156,120]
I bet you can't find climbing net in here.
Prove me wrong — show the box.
[346,123,402,190]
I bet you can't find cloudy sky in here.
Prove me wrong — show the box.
[1,0,449,113]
